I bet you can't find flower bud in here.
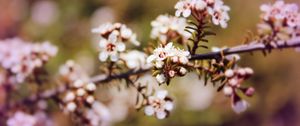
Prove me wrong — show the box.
[76,88,86,96]
[225,69,234,78]
[85,83,96,91]
[86,95,95,104]
[66,102,77,112]
[245,87,255,97]
[228,78,239,86]
[223,86,233,96]
[64,91,75,102]
[168,70,176,78]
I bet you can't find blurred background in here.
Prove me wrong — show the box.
[1,0,300,126]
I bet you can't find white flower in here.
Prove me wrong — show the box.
[93,23,140,62]
[150,15,191,43]
[120,50,151,70]
[147,42,190,68]
[175,0,192,17]
[232,100,249,114]
[144,90,174,119]
[208,1,230,28]
[7,111,37,126]
[98,32,126,62]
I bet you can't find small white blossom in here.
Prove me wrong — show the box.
[150,15,191,43]
[147,42,190,67]
[93,23,140,62]
[98,32,126,62]
[144,90,174,119]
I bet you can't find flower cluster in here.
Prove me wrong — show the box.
[223,67,255,113]
[175,0,230,28]
[150,14,191,44]
[144,90,174,119]
[59,60,97,112]
[0,38,57,83]
[258,1,300,41]
[147,43,190,84]
[92,23,140,62]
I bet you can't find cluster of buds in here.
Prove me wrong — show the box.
[258,1,300,41]
[92,23,140,62]
[0,38,58,83]
[144,90,174,119]
[150,14,191,44]
[223,67,255,113]
[61,79,97,112]
[174,0,230,28]
[147,43,190,84]
[58,60,97,113]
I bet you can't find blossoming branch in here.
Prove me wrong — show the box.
[1,0,300,126]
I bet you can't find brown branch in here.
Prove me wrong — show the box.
[91,37,300,84]
[190,37,300,60]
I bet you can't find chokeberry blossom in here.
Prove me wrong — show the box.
[144,90,174,119]
[92,23,140,62]
[175,0,230,28]
[0,38,57,83]
[150,14,191,44]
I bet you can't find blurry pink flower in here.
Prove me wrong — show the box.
[7,111,37,126]
[31,0,59,26]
